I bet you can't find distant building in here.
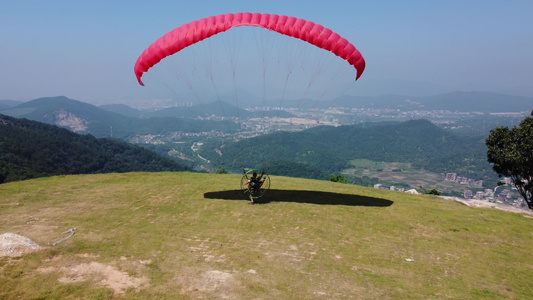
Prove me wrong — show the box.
[445,173,457,181]
[374,184,392,191]
[373,184,406,192]
[389,186,405,192]
[484,189,494,200]
[444,173,482,188]
[464,190,473,199]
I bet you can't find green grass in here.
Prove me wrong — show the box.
[1,172,533,299]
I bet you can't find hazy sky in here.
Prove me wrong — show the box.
[1,0,532,105]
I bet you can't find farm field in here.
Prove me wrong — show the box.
[345,159,477,194]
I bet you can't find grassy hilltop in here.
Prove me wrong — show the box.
[1,172,533,299]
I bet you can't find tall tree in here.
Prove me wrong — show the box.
[486,111,533,209]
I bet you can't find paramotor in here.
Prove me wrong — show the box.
[240,168,271,200]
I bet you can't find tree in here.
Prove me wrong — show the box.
[330,174,348,184]
[485,111,533,209]
[215,167,228,174]
[424,189,441,196]
[419,185,441,195]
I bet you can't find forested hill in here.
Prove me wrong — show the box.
[202,119,495,182]
[0,114,189,184]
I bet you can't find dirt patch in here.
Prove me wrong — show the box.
[38,260,149,295]
[175,269,242,297]
[75,253,100,259]
[0,233,41,257]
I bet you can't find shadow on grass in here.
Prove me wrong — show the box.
[203,189,394,207]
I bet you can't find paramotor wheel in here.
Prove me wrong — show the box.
[240,169,270,199]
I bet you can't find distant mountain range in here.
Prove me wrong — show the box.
[0,96,298,138]
[259,91,533,112]
[121,102,294,119]
[0,96,240,138]
[0,100,24,110]
[1,91,531,116]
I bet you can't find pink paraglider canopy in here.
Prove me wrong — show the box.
[134,12,365,86]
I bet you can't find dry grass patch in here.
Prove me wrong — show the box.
[38,258,149,296]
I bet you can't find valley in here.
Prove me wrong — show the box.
[1,93,530,207]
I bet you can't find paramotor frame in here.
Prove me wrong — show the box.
[240,168,271,199]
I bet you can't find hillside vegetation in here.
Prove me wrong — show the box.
[1,172,532,299]
[0,114,188,183]
[203,119,496,183]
